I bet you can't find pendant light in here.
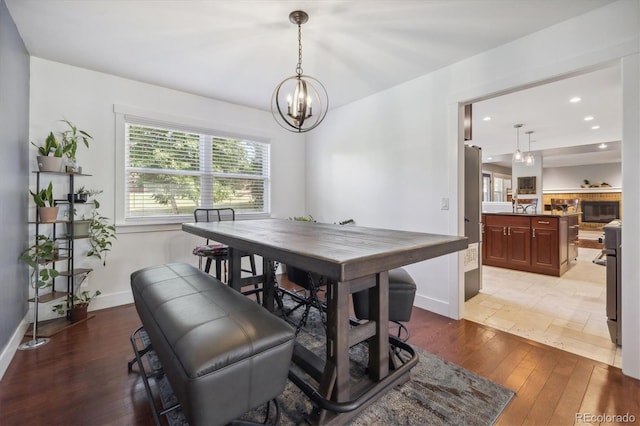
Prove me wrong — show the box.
[512,124,524,163]
[271,11,329,133]
[525,130,535,166]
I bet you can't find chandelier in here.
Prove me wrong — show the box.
[512,124,524,163]
[525,130,535,166]
[271,11,329,133]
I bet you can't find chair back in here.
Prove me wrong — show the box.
[550,198,579,213]
[513,198,538,213]
[194,208,235,223]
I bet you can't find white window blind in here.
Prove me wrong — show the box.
[123,120,270,220]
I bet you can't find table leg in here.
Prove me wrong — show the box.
[368,271,389,380]
[227,248,242,292]
[325,279,351,402]
[262,258,275,312]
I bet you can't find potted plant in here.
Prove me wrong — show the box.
[52,289,101,322]
[67,186,89,203]
[60,119,93,171]
[31,132,66,172]
[66,188,104,236]
[30,182,58,223]
[19,234,60,289]
[87,210,116,266]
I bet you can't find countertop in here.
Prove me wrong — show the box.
[482,211,581,218]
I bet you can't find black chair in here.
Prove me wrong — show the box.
[351,268,417,342]
[280,265,327,335]
[192,208,260,300]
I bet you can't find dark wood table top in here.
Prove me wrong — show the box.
[183,219,468,282]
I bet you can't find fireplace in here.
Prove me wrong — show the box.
[582,201,620,223]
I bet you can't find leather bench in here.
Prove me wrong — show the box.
[130,263,295,425]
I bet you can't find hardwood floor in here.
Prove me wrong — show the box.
[1,279,638,425]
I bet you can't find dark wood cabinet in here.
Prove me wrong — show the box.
[484,215,530,268]
[482,213,577,276]
[531,217,559,271]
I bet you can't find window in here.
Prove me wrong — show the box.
[117,111,270,225]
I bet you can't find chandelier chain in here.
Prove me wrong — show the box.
[296,23,303,76]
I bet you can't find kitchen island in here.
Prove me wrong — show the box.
[482,212,579,276]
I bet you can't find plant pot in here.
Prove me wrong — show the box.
[69,305,88,322]
[71,220,91,237]
[38,206,59,223]
[36,156,63,172]
[67,193,88,203]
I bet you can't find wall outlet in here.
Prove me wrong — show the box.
[441,197,449,210]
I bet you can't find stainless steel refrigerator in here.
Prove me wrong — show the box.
[464,145,482,301]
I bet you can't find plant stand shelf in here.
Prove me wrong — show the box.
[25,314,96,338]
[28,290,67,304]
[59,268,93,277]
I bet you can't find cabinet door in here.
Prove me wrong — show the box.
[531,227,559,269]
[484,225,508,265]
[508,225,531,266]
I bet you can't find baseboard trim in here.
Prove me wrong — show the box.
[414,294,450,319]
[0,314,30,382]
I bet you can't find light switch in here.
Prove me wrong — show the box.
[441,197,449,210]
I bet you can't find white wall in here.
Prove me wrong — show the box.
[543,162,622,189]
[28,58,306,319]
[305,0,639,377]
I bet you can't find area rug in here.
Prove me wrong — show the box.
[138,293,514,425]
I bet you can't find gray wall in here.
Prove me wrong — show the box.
[0,0,30,351]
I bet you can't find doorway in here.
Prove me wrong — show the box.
[462,65,622,367]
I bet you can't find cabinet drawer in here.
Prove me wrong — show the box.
[485,215,530,228]
[532,217,558,229]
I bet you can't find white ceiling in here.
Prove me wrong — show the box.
[471,64,622,168]
[6,0,620,167]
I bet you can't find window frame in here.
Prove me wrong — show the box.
[114,105,271,231]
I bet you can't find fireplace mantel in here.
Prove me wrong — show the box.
[544,187,621,194]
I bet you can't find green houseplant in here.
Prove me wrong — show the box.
[31,119,93,172]
[31,132,66,172]
[60,119,93,167]
[87,210,116,266]
[30,182,59,223]
[20,234,60,289]
[52,289,101,322]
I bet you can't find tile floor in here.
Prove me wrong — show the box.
[464,232,621,367]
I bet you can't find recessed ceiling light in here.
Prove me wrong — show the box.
[592,125,600,130]
[584,116,594,121]
[483,116,491,121]
[599,143,608,149]
[570,97,582,103]
[487,156,493,160]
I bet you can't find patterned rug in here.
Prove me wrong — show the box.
[578,238,604,249]
[137,293,514,425]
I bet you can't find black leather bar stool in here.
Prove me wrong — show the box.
[352,268,417,341]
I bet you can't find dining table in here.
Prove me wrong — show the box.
[182,218,468,424]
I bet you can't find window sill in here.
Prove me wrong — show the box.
[115,213,271,234]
